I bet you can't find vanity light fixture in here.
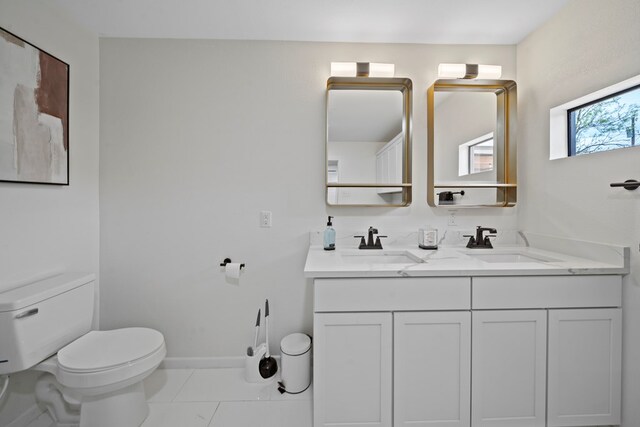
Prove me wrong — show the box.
[438,63,502,79]
[330,62,395,78]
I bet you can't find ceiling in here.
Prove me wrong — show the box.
[51,0,569,44]
[328,90,403,142]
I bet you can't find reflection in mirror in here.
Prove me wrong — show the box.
[427,79,517,207]
[326,77,412,206]
[434,92,498,205]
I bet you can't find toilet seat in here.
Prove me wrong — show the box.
[54,328,166,390]
[59,328,164,372]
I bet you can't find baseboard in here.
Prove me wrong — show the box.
[160,356,280,370]
[6,404,47,427]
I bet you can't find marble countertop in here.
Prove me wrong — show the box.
[304,232,630,278]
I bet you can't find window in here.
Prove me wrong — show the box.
[458,132,494,176]
[469,137,494,173]
[568,84,640,156]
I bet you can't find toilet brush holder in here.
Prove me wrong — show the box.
[244,343,275,383]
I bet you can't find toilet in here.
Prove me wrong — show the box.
[0,272,166,427]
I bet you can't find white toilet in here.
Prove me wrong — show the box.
[0,272,166,427]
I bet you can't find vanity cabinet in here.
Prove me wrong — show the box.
[314,277,471,427]
[472,276,622,427]
[313,275,622,427]
[314,310,471,427]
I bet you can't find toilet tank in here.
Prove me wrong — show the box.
[0,273,95,374]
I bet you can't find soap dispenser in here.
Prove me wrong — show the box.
[323,216,336,251]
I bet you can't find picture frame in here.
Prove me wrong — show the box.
[0,26,69,185]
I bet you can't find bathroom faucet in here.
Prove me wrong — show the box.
[464,226,497,249]
[354,226,387,249]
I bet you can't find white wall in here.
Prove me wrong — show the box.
[516,0,640,424]
[99,39,517,358]
[327,140,386,204]
[0,0,100,424]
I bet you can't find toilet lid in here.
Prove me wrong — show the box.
[58,327,165,372]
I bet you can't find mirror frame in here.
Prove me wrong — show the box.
[427,79,517,208]
[326,77,413,207]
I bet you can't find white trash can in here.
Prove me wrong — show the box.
[278,333,311,394]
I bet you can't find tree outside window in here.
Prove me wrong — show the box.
[569,85,640,156]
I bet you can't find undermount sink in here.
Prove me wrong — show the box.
[341,251,422,265]
[467,252,559,263]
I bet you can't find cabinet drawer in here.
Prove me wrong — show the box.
[314,277,470,312]
[473,275,621,309]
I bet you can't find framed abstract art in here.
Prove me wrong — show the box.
[0,27,69,185]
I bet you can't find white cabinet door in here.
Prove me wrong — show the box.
[394,311,471,427]
[547,308,622,427]
[376,132,403,193]
[472,310,547,427]
[376,155,383,184]
[393,140,403,183]
[381,150,389,182]
[388,142,399,184]
[313,312,392,427]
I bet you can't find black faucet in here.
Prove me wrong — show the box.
[354,226,387,249]
[464,226,497,249]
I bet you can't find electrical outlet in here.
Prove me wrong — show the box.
[448,211,457,226]
[260,211,272,228]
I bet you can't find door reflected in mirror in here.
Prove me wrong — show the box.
[326,77,412,206]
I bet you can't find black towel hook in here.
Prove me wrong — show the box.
[610,179,640,191]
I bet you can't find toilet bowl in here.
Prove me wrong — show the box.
[36,328,166,427]
[0,273,166,427]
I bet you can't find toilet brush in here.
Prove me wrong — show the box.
[253,308,261,349]
[259,299,278,379]
[247,308,261,357]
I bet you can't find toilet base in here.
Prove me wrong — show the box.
[35,373,80,426]
[80,381,149,427]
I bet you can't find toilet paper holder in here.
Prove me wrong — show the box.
[220,258,245,269]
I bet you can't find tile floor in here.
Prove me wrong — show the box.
[27,368,313,427]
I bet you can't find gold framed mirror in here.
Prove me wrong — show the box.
[427,79,517,207]
[326,77,412,206]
